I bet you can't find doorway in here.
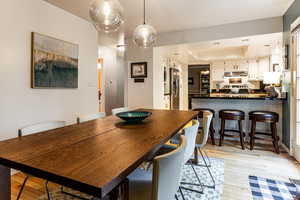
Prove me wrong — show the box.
[291,17,300,161]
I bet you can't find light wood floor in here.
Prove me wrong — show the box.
[10,141,300,200]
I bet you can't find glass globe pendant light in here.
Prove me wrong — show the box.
[133,0,157,48]
[89,0,124,33]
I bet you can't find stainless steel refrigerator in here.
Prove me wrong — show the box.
[170,68,180,110]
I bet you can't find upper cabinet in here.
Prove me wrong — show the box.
[224,60,249,72]
[211,57,270,81]
[248,59,259,80]
[211,61,225,81]
[257,57,270,80]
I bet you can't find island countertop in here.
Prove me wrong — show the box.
[189,93,287,100]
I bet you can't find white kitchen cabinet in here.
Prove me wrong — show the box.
[224,60,248,72]
[258,57,270,80]
[248,59,259,80]
[237,60,249,71]
[211,61,225,81]
[224,61,236,72]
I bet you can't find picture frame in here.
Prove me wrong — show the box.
[131,62,147,78]
[31,32,79,88]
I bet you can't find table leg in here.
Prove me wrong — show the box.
[0,165,11,200]
[109,178,129,200]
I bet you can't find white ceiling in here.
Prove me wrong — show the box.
[45,0,294,37]
[161,32,283,63]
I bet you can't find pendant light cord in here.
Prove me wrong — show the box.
[143,0,146,24]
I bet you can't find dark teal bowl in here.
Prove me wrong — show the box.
[116,111,152,123]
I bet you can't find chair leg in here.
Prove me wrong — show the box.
[238,120,245,150]
[250,120,256,150]
[61,186,90,200]
[175,187,186,200]
[16,175,29,200]
[219,119,225,146]
[194,148,211,167]
[271,123,280,154]
[198,150,216,189]
[210,121,216,145]
[180,160,204,194]
[45,181,52,200]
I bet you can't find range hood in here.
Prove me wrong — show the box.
[224,71,248,77]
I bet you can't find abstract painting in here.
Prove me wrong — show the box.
[31,32,79,88]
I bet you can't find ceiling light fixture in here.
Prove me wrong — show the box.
[133,0,157,48]
[89,0,124,33]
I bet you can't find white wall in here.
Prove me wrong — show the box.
[125,17,283,109]
[125,40,154,108]
[0,0,98,140]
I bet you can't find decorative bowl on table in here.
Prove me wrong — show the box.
[116,111,152,123]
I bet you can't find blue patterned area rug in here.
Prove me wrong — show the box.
[175,157,224,200]
[249,176,300,200]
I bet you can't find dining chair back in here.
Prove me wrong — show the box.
[112,107,129,115]
[182,120,199,164]
[77,112,106,124]
[196,111,213,148]
[18,121,66,137]
[152,135,187,200]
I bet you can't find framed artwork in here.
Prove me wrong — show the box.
[131,62,147,78]
[31,32,79,88]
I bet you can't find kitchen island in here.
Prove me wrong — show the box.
[189,93,286,144]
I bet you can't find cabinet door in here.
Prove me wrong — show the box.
[224,61,235,72]
[237,60,249,71]
[211,61,224,81]
[258,57,270,80]
[248,59,258,80]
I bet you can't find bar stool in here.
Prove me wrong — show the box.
[249,111,280,154]
[193,108,216,145]
[219,109,245,150]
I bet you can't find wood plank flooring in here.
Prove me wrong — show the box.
[10,142,300,200]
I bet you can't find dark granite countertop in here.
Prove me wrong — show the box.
[189,93,287,101]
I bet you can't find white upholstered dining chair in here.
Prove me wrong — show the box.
[195,111,215,188]
[111,107,129,115]
[76,112,106,124]
[17,120,66,200]
[128,135,187,200]
[158,120,202,196]
[18,121,66,137]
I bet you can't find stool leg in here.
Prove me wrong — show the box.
[219,119,225,147]
[250,120,256,150]
[210,120,216,145]
[238,120,245,150]
[271,122,280,154]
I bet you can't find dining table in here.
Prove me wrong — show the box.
[0,109,198,200]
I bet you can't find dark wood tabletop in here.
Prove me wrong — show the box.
[0,109,198,198]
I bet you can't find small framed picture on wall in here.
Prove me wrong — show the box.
[131,62,147,78]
